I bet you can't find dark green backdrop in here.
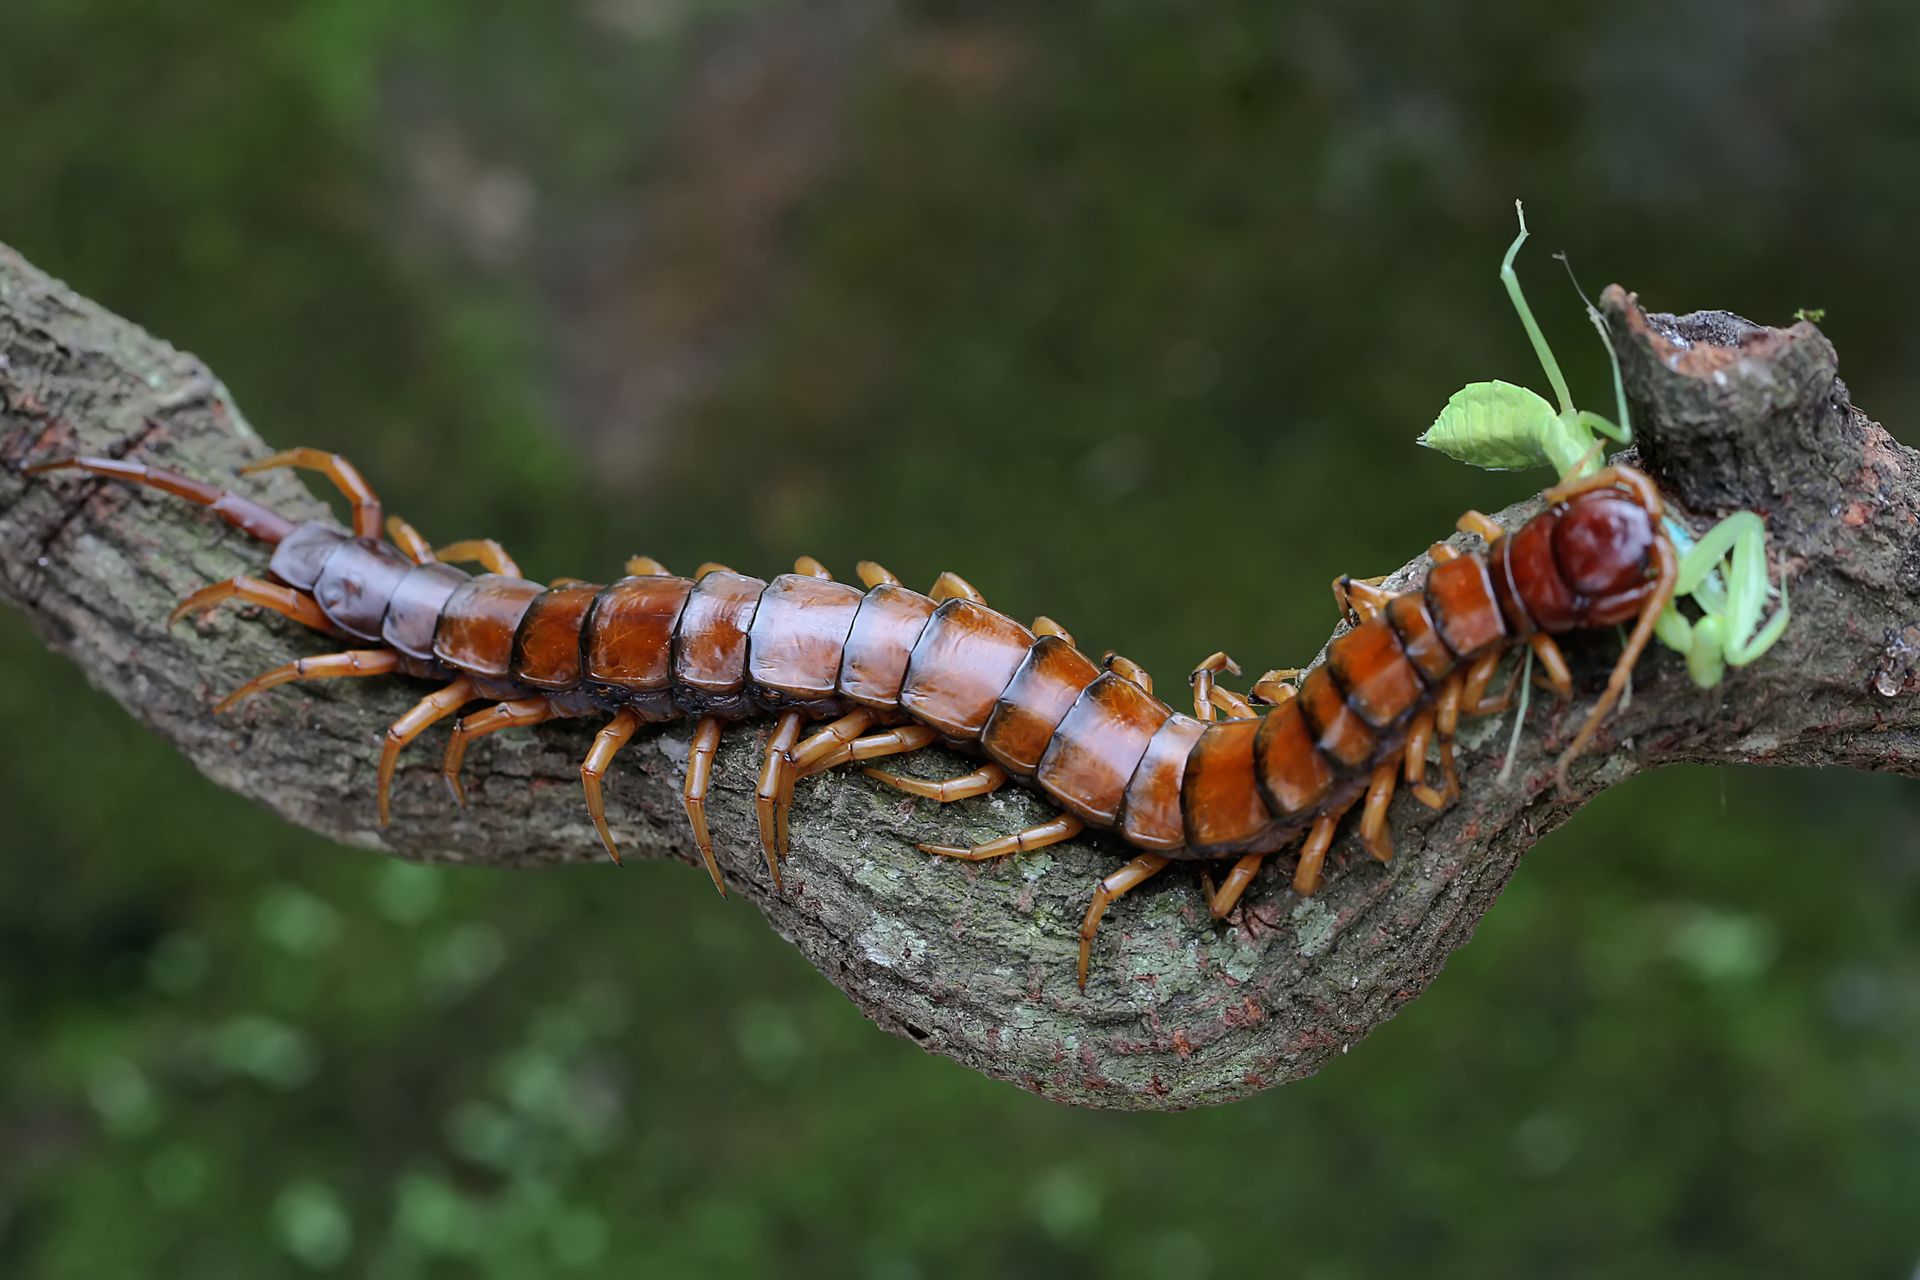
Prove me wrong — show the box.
[4,2,1917,1275]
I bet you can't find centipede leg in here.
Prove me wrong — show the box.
[214,649,400,713]
[930,571,985,604]
[1456,510,1506,544]
[855,561,900,588]
[1204,853,1268,919]
[919,813,1083,861]
[625,555,670,576]
[682,715,726,896]
[864,762,1008,803]
[1461,648,1522,715]
[442,697,555,805]
[1292,798,1357,895]
[1032,615,1075,647]
[169,576,331,631]
[386,517,436,564]
[789,710,877,774]
[1528,633,1574,698]
[242,447,383,539]
[1403,708,1458,809]
[1357,760,1399,863]
[1249,668,1301,705]
[378,678,476,826]
[581,708,643,864]
[794,556,833,579]
[435,539,522,578]
[1076,852,1171,989]
[1333,574,1391,624]
[1105,654,1153,694]
[799,724,939,777]
[756,710,806,887]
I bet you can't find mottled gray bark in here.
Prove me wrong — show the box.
[1,242,1912,1110]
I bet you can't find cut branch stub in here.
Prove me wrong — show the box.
[3,241,1916,1111]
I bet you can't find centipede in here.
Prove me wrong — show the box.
[31,447,1677,987]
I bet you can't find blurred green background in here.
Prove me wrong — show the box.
[4,1,1919,1275]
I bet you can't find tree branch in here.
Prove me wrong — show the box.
[2,242,1914,1111]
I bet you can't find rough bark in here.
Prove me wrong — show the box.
[1,241,1913,1111]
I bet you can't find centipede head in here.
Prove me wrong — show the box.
[1543,464,1678,793]
[1553,490,1660,626]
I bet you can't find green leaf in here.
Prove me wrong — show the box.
[1417,380,1560,471]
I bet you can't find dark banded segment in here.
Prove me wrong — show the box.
[1297,667,1374,772]
[382,562,467,660]
[1385,590,1455,684]
[313,537,414,641]
[1253,696,1334,816]
[1423,555,1506,658]
[1120,713,1207,851]
[899,600,1034,739]
[1181,718,1272,854]
[980,636,1101,776]
[434,575,546,677]
[510,581,601,691]
[1325,616,1425,729]
[747,574,865,704]
[1035,672,1171,825]
[837,584,937,709]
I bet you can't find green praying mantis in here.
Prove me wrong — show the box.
[1419,202,1791,694]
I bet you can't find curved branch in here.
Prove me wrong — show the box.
[2,242,1914,1111]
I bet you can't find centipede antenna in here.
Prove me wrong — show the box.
[27,454,296,544]
[1555,535,1679,795]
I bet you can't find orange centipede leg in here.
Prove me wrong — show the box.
[435,539,522,578]
[169,576,331,632]
[581,708,643,864]
[1528,632,1574,698]
[1456,510,1505,544]
[214,648,400,713]
[920,812,1083,862]
[1189,651,1240,721]
[378,678,476,826]
[1332,574,1391,624]
[864,762,1008,803]
[386,516,436,564]
[929,571,985,604]
[442,697,555,806]
[790,709,877,773]
[855,561,900,588]
[625,555,670,577]
[1076,851,1170,989]
[242,447,383,540]
[1105,653,1153,694]
[1032,615,1076,647]
[1357,759,1399,863]
[1205,852,1269,919]
[756,710,806,888]
[1404,708,1458,810]
[683,715,726,896]
[1292,798,1357,895]
[799,724,939,777]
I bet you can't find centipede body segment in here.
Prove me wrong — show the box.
[31,449,1678,987]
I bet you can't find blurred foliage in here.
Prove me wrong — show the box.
[4,0,1920,1275]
